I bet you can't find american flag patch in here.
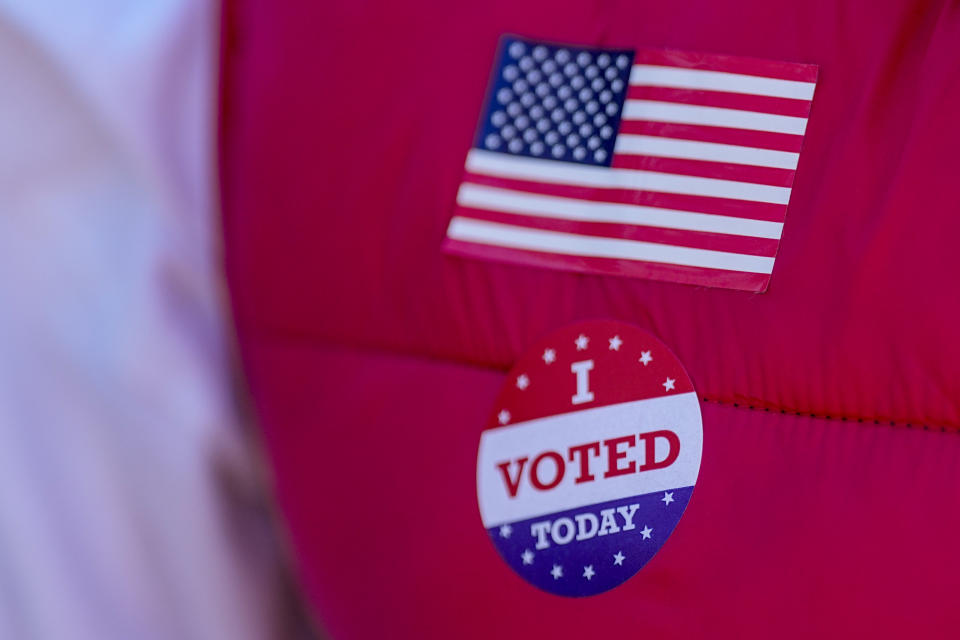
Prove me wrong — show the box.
[443,36,818,292]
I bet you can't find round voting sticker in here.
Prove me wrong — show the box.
[476,320,702,597]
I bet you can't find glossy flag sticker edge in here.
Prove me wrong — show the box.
[476,320,702,597]
[444,35,819,292]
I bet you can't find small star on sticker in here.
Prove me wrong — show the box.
[575,334,589,350]
[542,348,556,364]
[583,565,595,580]
[662,491,675,506]
[613,551,625,566]
[663,377,676,391]
[499,524,512,538]
[640,526,653,540]
[516,374,530,390]
[608,335,623,350]
[497,409,511,425]
[551,564,563,580]
[521,549,534,565]
[639,350,653,366]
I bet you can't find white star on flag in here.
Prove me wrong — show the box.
[613,551,625,566]
[542,348,556,364]
[521,549,534,565]
[551,564,563,580]
[639,350,652,366]
[583,565,595,580]
[575,334,589,350]
[499,524,512,538]
[497,409,511,425]
[663,377,675,391]
[608,335,623,350]
[662,491,675,506]
[640,526,653,540]
[516,374,530,390]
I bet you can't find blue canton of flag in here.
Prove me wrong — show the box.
[476,37,634,167]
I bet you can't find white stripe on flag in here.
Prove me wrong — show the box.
[457,183,784,239]
[447,216,776,274]
[465,149,791,204]
[622,100,808,135]
[629,64,816,100]
[613,134,800,170]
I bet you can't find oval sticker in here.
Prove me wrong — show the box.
[476,320,702,596]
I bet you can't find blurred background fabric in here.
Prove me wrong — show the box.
[0,1,304,637]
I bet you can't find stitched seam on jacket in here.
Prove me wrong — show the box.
[700,396,956,434]
[245,328,959,434]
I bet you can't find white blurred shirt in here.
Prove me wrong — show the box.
[0,1,290,637]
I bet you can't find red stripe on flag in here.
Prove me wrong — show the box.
[632,49,819,83]
[626,85,813,117]
[442,238,772,292]
[617,120,805,152]
[462,173,789,223]
[452,206,781,256]
[610,154,796,187]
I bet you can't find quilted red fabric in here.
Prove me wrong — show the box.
[220,1,960,636]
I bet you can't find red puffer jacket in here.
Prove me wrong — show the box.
[220,0,960,637]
